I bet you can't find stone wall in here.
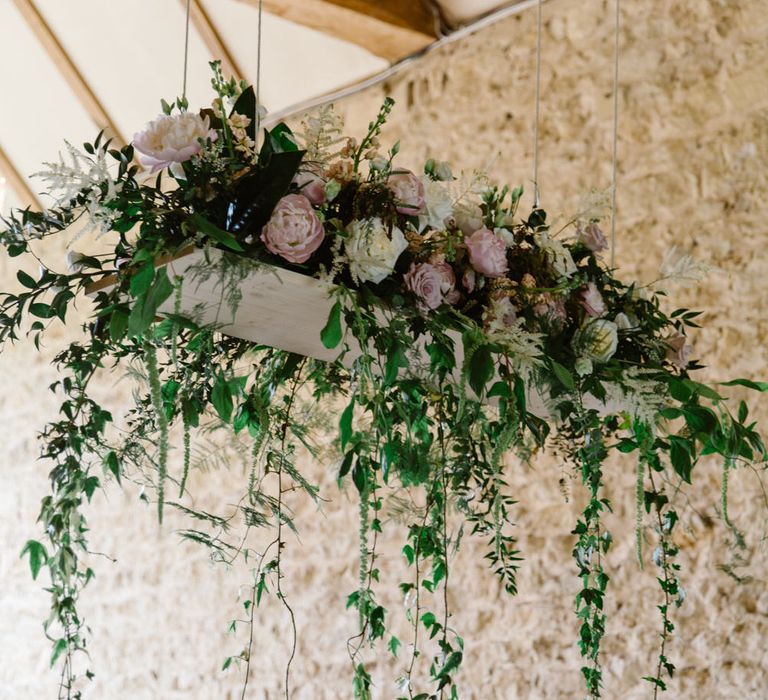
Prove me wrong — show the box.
[2,0,767,698]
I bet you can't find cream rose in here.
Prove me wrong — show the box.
[346,218,408,284]
[132,112,216,178]
[574,319,619,363]
[418,178,453,232]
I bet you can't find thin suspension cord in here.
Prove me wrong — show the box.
[610,0,620,268]
[532,0,543,209]
[182,0,191,102]
[255,0,264,139]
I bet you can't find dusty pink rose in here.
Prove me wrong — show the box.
[404,261,456,311]
[465,228,508,278]
[132,112,216,178]
[428,255,460,305]
[579,282,606,317]
[577,222,609,253]
[293,169,326,205]
[665,333,692,368]
[388,170,426,215]
[260,194,325,264]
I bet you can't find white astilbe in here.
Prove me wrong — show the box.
[657,245,716,287]
[296,105,346,165]
[535,231,577,278]
[602,367,667,425]
[573,188,612,224]
[34,141,121,239]
[34,141,118,206]
[486,320,544,377]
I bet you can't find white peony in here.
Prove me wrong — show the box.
[345,218,408,284]
[132,111,216,179]
[574,319,619,363]
[418,178,453,232]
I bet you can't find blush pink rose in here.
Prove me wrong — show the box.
[132,112,216,178]
[665,333,692,368]
[465,228,508,278]
[260,194,325,264]
[404,260,457,311]
[577,222,609,253]
[579,282,606,317]
[293,169,326,205]
[388,170,426,215]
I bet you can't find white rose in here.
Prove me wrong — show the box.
[453,200,484,235]
[418,178,453,232]
[345,218,408,284]
[573,319,619,363]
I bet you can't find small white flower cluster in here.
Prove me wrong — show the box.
[34,141,121,239]
[34,141,119,207]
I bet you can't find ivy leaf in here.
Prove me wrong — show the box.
[388,635,401,657]
[50,639,67,668]
[20,540,47,580]
[128,268,174,337]
[320,301,343,349]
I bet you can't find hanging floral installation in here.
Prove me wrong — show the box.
[2,64,766,699]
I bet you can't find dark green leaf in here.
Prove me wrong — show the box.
[469,344,493,396]
[340,399,354,450]
[320,301,343,349]
[721,378,768,392]
[550,360,575,391]
[16,270,37,289]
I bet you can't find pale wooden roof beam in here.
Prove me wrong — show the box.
[241,0,436,63]
[0,143,40,211]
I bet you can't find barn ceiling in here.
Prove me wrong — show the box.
[0,0,515,214]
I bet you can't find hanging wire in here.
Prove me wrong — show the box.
[182,0,192,103]
[532,0,543,209]
[255,0,264,137]
[610,0,621,268]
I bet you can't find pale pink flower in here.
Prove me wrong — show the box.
[260,194,325,264]
[577,222,609,253]
[404,263,445,311]
[579,282,606,317]
[388,170,426,215]
[132,112,216,178]
[665,333,692,368]
[293,169,326,205]
[465,228,508,278]
[485,296,518,328]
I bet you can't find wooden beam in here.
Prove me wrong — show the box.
[243,0,436,63]
[11,0,126,146]
[0,143,40,210]
[184,0,246,83]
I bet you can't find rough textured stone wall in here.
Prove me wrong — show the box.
[2,0,767,698]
